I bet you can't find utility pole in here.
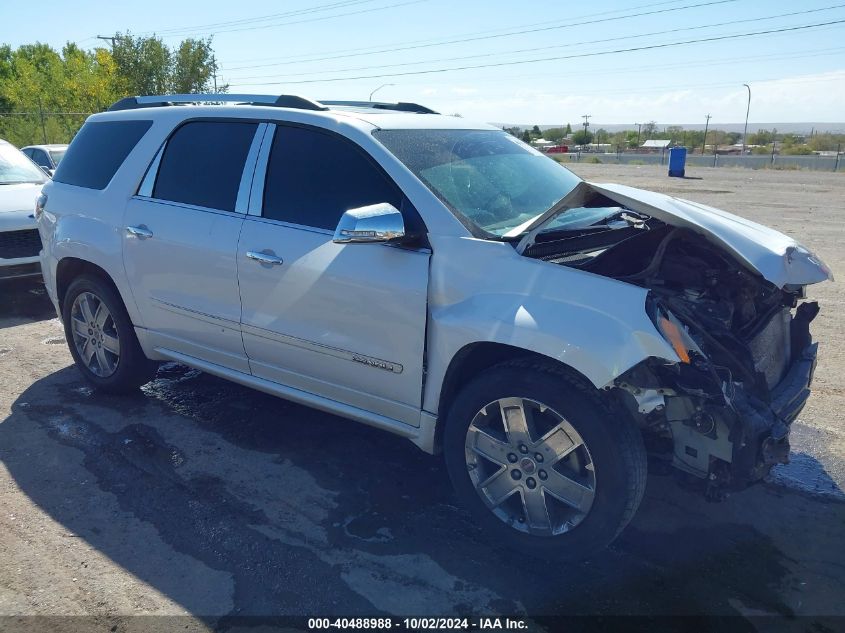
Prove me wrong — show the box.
[212,53,218,92]
[581,114,591,150]
[95,35,117,48]
[635,122,642,149]
[741,83,751,155]
[702,114,711,155]
[36,95,47,144]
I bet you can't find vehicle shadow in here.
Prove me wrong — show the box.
[2,363,844,624]
[0,277,55,329]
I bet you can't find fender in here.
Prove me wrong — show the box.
[44,195,144,328]
[423,235,678,414]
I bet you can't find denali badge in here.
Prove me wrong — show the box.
[351,354,403,374]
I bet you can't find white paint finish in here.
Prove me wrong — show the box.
[589,183,833,288]
[237,218,429,426]
[153,348,428,447]
[122,197,249,373]
[0,182,42,218]
[0,184,42,268]
[422,235,680,414]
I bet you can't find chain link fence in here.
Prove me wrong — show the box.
[554,149,844,172]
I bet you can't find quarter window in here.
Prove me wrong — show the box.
[262,125,401,230]
[53,120,152,189]
[153,121,258,212]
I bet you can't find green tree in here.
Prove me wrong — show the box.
[170,37,218,93]
[521,130,531,143]
[565,123,572,135]
[749,129,774,145]
[543,127,567,142]
[641,121,657,139]
[111,32,221,95]
[112,33,172,95]
[572,129,593,146]
[0,35,224,145]
[531,124,541,136]
[807,133,844,152]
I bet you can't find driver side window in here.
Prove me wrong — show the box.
[262,125,402,231]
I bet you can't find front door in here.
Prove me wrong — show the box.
[123,120,262,372]
[237,124,430,426]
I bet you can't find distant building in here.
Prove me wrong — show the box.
[641,139,672,150]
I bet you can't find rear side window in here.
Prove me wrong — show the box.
[153,121,257,212]
[53,120,152,189]
[263,125,401,230]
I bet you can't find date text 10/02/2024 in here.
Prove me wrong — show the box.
[307,618,529,630]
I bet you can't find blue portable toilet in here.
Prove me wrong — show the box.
[668,146,687,178]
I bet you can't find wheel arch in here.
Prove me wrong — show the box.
[433,342,597,452]
[56,258,135,323]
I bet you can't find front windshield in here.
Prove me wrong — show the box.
[49,149,67,165]
[374,129,581,236]
[0,143,47,184]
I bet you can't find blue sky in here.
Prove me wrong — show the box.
[4,0,845,124]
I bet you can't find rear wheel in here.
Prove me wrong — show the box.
[444,361,647,559]
[62,274,157,393]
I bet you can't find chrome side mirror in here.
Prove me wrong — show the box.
[333,202,406,244]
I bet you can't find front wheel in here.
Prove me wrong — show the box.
[443,361,647,559]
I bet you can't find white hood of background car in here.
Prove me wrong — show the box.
[0,182,42,232]
[0,182,42,214]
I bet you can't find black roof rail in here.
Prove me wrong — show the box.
[318,100,438,114]
[107,94,328,112]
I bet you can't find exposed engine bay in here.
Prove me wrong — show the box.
[515,188,821,497]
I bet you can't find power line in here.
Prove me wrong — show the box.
[220,0,740,70]
[463,70,845,100]
[135,0,381,36]
[228,19,845,86]
[220,0,694,65]
[218,0,684,64]
[151,0,428,39]
[424,45,845,90]
[224,4,845,81]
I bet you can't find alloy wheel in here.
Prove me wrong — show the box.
[464,397,596,536]
[70,291,121,378]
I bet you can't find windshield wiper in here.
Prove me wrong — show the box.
[512,182,594,253]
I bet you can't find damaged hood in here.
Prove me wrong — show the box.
[518,181,832,289]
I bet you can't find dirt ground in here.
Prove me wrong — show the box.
[1,164,844,630]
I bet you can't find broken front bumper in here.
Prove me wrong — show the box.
[731,342,818,486]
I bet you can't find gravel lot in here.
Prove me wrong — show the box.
[1,164,843,629]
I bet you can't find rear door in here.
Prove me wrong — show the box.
[123,119,264,372]
[236,124,430,426]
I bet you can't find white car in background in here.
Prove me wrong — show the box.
[36,95,831,558]
[21,143,68,176]
[1,139,46,280]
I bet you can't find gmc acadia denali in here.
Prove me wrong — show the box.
[36,94,831,557]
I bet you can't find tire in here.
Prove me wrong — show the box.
[62,274,157,393]
[443,360,647,559]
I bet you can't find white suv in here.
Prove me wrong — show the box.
[37,94,831,557]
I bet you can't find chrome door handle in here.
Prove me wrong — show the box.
[246,250,284,266]
[126,225,153,239]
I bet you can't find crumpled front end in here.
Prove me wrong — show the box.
[614,297,819,496]
[517,181,831,497]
